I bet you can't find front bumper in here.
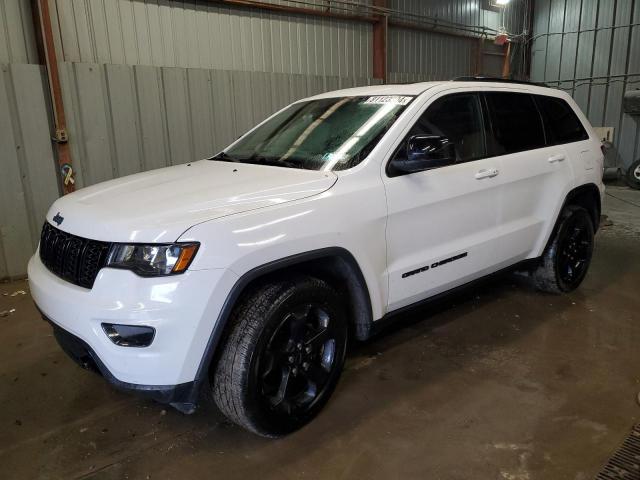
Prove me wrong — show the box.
[45,315,197,411]
[28,253,239,391]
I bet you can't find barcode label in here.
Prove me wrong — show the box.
[364,96,412,105]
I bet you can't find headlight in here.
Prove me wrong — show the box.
[106,243,199,277]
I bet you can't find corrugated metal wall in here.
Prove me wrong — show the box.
[46,0,529,81]
[388,0,527,34]
[388,30,475,83]
[531,0,640,170]
[0,63,60,278]
[48,0,373,78]
[0,1,60,279]
[0,0,39,64]
[387,0,530,81]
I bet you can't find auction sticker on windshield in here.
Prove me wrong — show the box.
[364,96,412,105]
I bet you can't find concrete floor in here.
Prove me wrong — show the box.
[1,186,639,480]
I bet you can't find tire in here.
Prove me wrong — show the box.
[532,205,594,294]
[625,159,640,190]
[212,276,348,437]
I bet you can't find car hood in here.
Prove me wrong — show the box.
[45,160,337,243]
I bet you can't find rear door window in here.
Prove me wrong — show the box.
[484,92,546,156]
[534,95,589,145]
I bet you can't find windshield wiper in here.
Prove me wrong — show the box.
[211,152,304,169]
[245,155,304,169]
[209,151,239,162]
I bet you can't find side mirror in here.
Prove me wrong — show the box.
[390,134,456,174]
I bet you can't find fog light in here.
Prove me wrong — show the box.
[102,323,155,347]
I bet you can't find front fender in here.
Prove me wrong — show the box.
[179,182,388,321]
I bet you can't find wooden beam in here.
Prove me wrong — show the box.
[372,0,387,82]
[37,0,75,194]
[475,36,484,75]
[501,41,511,78]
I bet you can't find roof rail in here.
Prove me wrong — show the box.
[451,76,547,87]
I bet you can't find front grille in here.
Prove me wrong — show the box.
[39,222,111,289]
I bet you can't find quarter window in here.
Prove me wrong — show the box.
[395,93,485,163]
[484,92,546,155]
[535,95,589,144]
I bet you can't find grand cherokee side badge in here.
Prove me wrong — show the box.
[402,252,468,278]
[52,212,64,226]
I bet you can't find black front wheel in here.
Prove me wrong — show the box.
[532,205,595,293]
[212,276,347,437]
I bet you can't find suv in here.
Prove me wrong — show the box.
[29,80,603,437]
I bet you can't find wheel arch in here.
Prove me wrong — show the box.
[192,247,374,395]
[563,183,601,231]
[540,182,601,256]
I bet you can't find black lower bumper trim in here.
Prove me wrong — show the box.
[44,315,200,412]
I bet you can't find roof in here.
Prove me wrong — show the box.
[306,80,563,101]
[308,82,440,99]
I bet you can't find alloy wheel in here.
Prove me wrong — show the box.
[258,303,338,417]
[557,216,592,287]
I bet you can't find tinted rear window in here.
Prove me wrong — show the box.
[535,95,589,144]
[484,92,546,156]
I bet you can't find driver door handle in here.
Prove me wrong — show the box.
[548,154,566,163]
[475,168,499,179]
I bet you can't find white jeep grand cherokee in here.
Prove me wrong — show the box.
[29,79,604,437]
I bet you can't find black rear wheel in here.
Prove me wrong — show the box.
[532,205,594,293]
[556,214,592,287]
[212,276,347,437]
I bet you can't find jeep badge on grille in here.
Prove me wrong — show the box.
[52,212,64,226]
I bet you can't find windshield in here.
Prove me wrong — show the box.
[211,95,413,171]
